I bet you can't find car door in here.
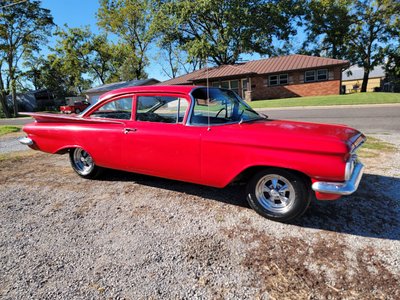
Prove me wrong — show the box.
[122,93,203,184]
[83,96,133,170]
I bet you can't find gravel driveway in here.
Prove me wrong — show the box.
[1,133,399,299]
[0,135,26,154]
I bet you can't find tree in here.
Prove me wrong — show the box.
[54,26,122,86]
[348,0,400,92]
[21,53,45,91]
[152,0,303,66]
[385,44,400,91]
[51,27,91,94]
[89,34,122,84]
[303,0,353,59]
[154,41,202,79]
[97,0,155,80]
[33,54,92,99]
[0,0,54,117]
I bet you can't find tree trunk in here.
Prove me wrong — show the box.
[0,93,11,118]
[0,71,11,117]
[12,79,18,116]
[361,69,369,92]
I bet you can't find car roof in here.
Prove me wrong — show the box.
[99,85,200,102]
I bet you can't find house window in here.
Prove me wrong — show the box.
[212,80,240,95]
[230,80,239,94]
[279,74,288,85]
[305,70,316,82]
[269,75,278,86]
[317,69,328,81]
[242,78,250,97]
[305,69,328,82]
[220,81,230,89]
[268,74,288,86]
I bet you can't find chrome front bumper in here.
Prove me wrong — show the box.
[18,137,34,146]
[312,161,364,195]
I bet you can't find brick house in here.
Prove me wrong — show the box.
[160,55,349,101]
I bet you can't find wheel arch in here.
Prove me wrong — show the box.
[231,165,311,187]
[54,145,83,154]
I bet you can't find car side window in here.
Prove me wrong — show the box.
[136,96,189,123]
[191,89,235,125]
[89,97,132,120]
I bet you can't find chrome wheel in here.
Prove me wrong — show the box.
[71,148,94,176]
[247,168,311,222]
[255,174,296,214]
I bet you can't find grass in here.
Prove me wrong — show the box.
[362,136,397,152]
[358,136,397,159]
[249,92,400,109]
[0,150,38,162]
[0,125,21,136]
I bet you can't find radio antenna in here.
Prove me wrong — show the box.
[206,60,211,131]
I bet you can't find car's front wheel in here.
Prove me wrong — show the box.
[246,168,311,222]
[69,148,102,179]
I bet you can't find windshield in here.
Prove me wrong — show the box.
[190,87,263,125]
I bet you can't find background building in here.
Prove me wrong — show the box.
[160,55,349,101]
[341,65,385,93]
[6,89,55,112]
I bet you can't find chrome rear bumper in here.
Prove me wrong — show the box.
[18,137,34,146]
[312,161,364,195]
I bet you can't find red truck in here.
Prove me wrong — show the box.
[60,101,90,114]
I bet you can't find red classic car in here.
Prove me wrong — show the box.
[18,86,365,222]
[60,101,90,114]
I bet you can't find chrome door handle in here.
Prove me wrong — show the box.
[124,128,137,134]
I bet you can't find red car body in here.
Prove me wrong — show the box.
[19,85,365,221]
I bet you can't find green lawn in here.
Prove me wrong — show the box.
[0,125,21,136]
[249,92,400,109]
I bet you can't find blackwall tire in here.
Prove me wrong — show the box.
[246,168,311,222]
[69,148,102,179]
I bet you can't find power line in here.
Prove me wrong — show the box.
[0,0,29,9]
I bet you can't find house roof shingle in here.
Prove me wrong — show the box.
[161,54,349,85]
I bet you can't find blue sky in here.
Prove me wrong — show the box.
[41,0,100,33]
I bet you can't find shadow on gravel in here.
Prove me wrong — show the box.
[99,169,249,208]
[99,170,399,240]
[293,173,400,241]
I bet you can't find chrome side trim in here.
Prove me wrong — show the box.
[312,161,364,195]
[18,137,34,146]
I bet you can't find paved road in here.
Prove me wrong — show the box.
[0,117,33,126]
[1,104,399,134]
[258,104,400,134]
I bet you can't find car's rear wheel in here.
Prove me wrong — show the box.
[246,168,311,222]
[69,148,102,179]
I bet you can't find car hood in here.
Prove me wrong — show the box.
[224,119,363,155]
